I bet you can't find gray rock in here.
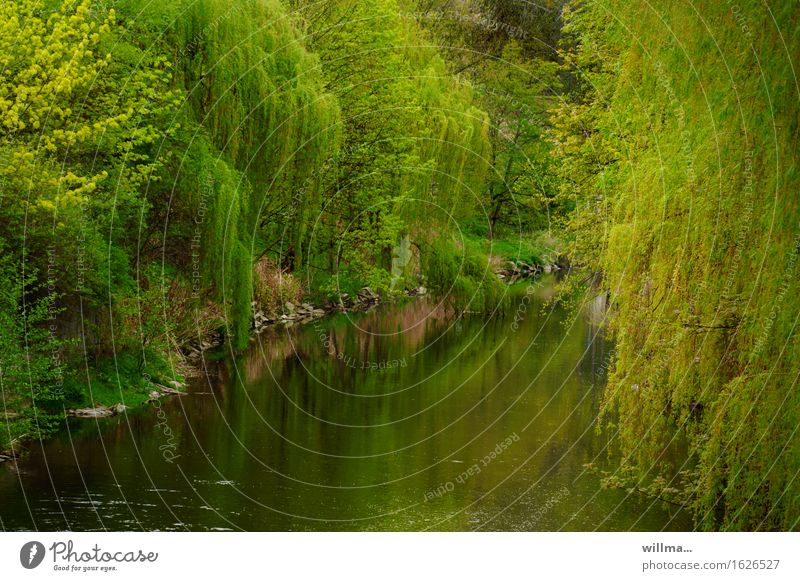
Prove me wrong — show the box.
[0,451,18,462]
[68,406,115,418]
[155,383,183,396]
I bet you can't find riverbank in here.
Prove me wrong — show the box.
[0,258,559,462]
[0,284,414,459]
[0,354,191,459]
[0,227,564,461]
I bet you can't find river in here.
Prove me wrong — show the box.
[0,277,691,531]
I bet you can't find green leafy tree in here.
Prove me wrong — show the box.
[0,248,67,447]
[293,0,492,300]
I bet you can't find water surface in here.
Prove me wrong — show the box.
[0,278,691,531]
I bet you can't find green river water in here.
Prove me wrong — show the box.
[0,278,691,531]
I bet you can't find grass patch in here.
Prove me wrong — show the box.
[463,229,562,268]
[62,350,184,410]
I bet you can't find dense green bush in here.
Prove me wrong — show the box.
[422,235,505,314]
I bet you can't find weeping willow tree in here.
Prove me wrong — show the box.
[177,0,341,264]
[552,0,800,530]
[290,0,500,308]
[120,0,341,348]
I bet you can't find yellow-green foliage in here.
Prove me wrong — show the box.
[554,0,800,530]
[0,0,181,437]
[0,0,181,347]
[0,0,178,234]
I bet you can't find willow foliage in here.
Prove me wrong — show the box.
[293,0,494,304]
[128,0,342,347]
[553,0,800,530]
[178,0,341,262]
